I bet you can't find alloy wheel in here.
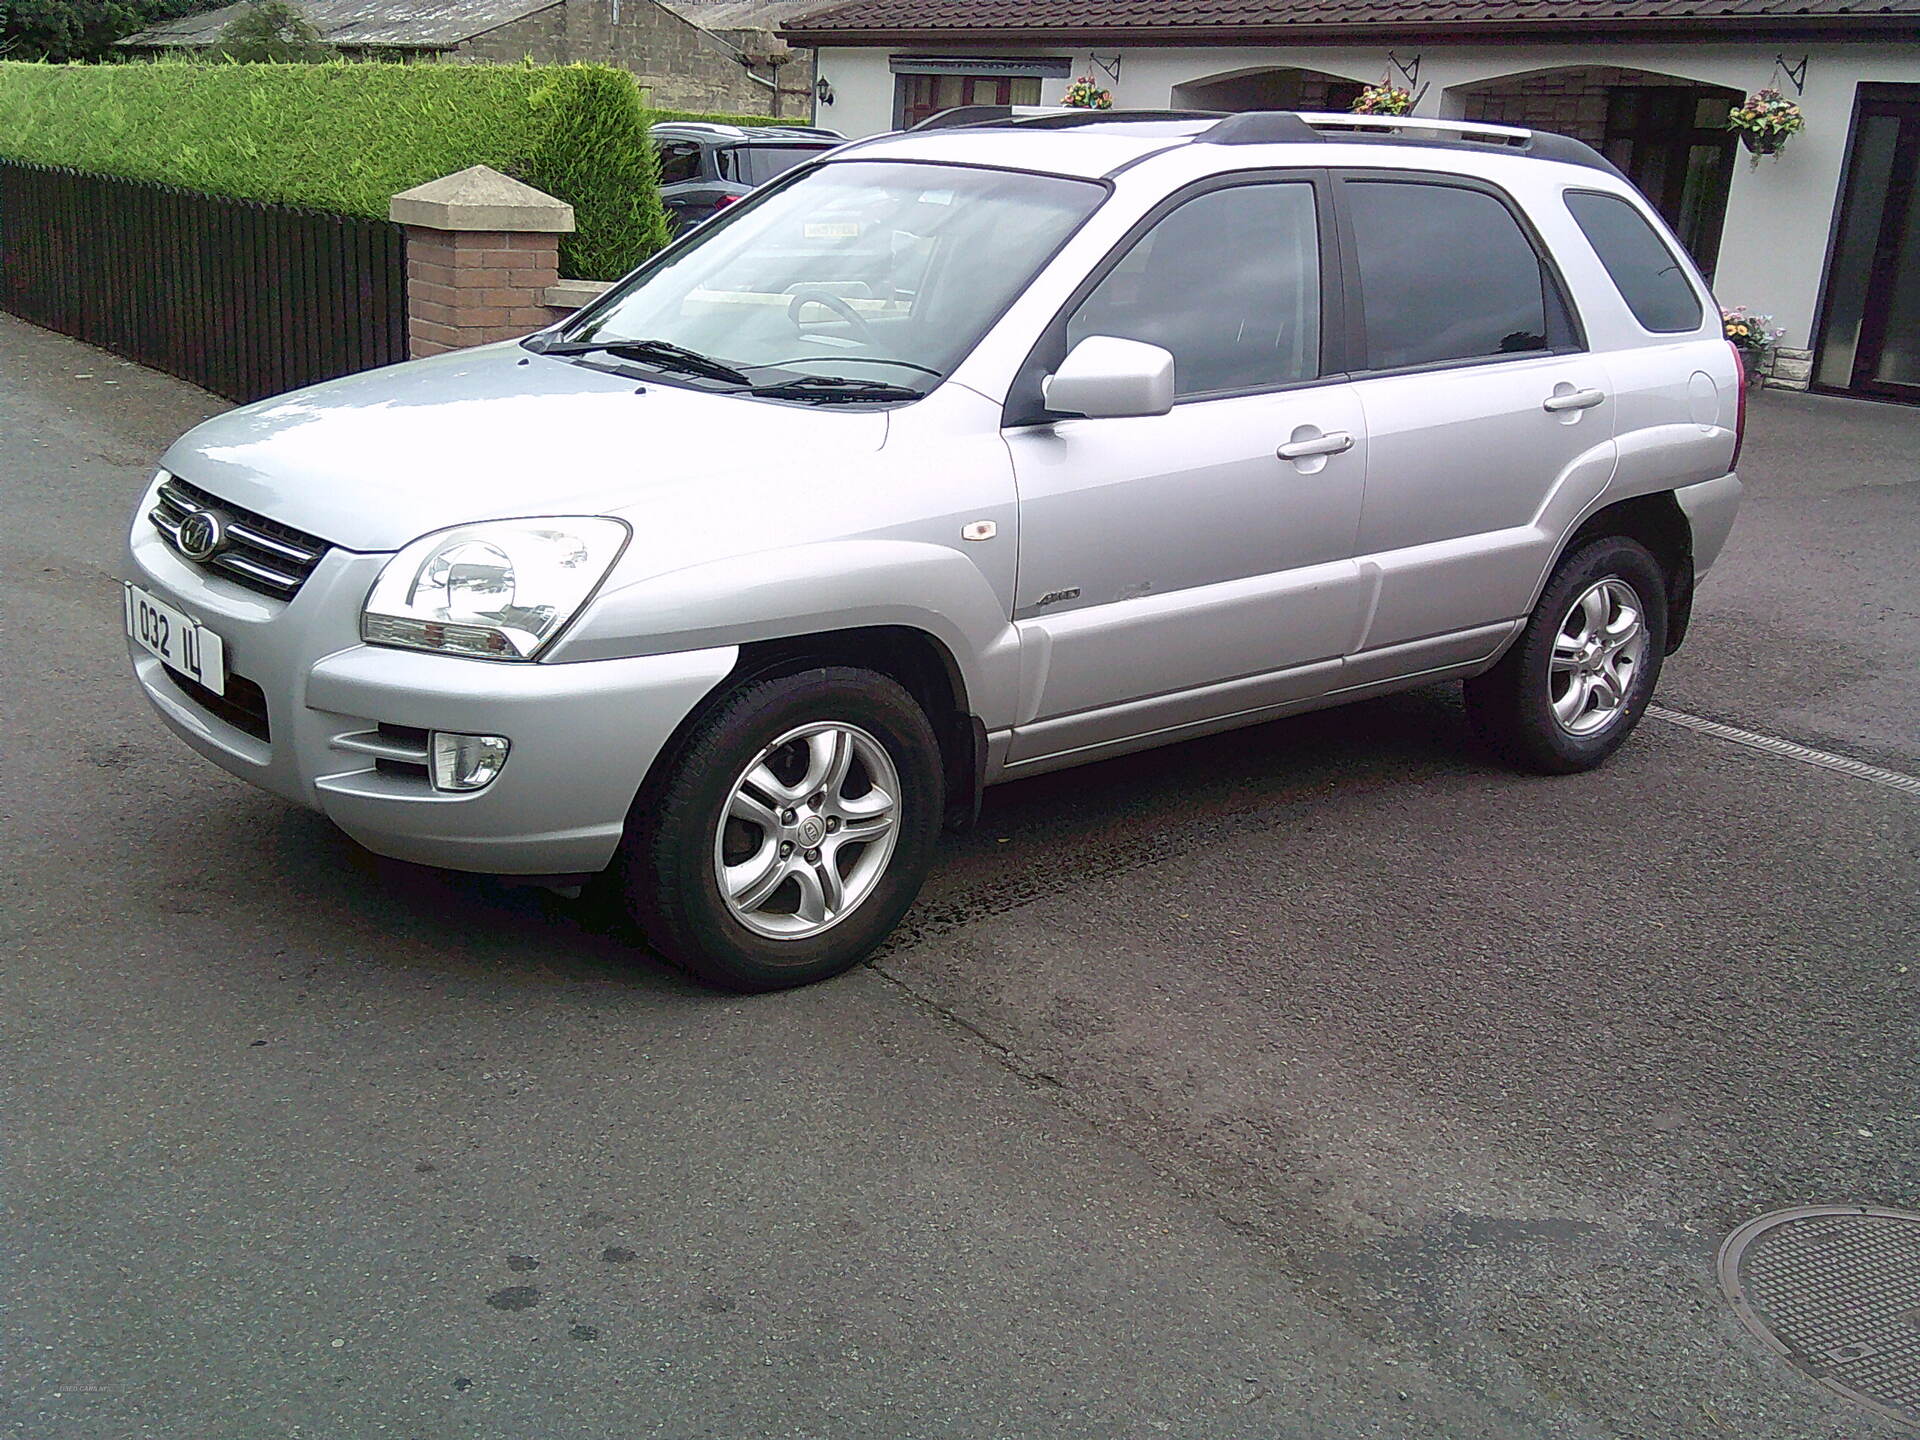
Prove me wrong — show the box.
[1550,577,1649,737]
[712,721,901,940]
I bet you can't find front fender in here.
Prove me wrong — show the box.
[546,538,1024,729]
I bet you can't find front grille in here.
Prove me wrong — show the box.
[150,475,330,600]
[160,666,271,743]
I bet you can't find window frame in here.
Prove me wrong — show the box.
[1329,169,1587,381]
[1563,186,1707,335]
[1004,168,1346,429]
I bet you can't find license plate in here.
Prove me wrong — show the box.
[125,582,226,693]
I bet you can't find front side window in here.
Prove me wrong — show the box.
[1067,182,1322,397]
[567,161,1105,393]
[1565,189,1705,333]
[1346,180,1556,370]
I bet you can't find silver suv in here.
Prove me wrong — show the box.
[124,110,1744,991]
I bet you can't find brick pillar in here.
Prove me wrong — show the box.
[389,165,575,359]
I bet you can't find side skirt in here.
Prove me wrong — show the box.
[986,624,1520,784]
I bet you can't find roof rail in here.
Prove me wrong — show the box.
[910,105,1064,131]
[1293,112,1536,145]
[652,120,750,138]
[1196,112,1323,145]
[1199,110,1622,174]
[910,105,1222,133]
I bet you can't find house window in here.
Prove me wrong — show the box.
[1602,87,1737,278]
[897,72,1043,129]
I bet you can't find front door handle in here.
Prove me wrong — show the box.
[1276,429,1355,461]
[1542,387,1606,413]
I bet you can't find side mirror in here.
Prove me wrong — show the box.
[1042,336,1175,419]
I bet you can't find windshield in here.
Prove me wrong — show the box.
[562,160,1106,396]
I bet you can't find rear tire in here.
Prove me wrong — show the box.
[1465,536,1668,775]
[609,666,943,992]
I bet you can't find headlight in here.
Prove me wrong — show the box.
[362,517,629,660]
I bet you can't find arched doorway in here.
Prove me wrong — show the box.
[1172,66,1365,114]
[1452,67,1742,277]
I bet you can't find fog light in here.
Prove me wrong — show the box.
[430,732,510,792]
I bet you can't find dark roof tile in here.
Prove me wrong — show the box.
[784,0,1920,35]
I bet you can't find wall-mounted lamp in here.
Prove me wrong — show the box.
[815,77,836,106]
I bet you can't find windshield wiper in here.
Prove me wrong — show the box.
[749,375,923,404]
[762,355,945,379]
[534,337,752,386]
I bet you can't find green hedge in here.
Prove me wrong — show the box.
[0,61,793,278]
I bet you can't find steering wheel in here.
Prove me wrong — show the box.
[787,290,876,346]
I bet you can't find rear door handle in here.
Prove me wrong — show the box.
[1542,387,1606,413]
[1276,429,1355,461]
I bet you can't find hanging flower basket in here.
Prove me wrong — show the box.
[1728,88,1805,165]
[1060,76,1113,110]
[1351,83,1412,117]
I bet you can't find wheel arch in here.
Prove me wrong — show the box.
[630,624,987,838]
[1552,491,1696,653]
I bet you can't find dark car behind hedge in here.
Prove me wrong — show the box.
[651,121,843,233]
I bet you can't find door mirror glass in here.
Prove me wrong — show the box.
[1043,335,1175,418]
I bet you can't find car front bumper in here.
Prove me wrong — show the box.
[124,490,736,876]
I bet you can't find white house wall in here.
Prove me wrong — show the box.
[812,40,1920,348]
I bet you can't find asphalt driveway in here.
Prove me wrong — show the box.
[2,313,1915,1439]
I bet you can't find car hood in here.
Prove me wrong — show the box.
[160,342,890,552]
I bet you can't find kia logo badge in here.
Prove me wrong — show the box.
[177,509,227,562]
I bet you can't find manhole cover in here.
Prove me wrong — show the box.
[1720,1205,1920,1430]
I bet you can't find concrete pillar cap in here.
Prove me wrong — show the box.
[390,165,575,233]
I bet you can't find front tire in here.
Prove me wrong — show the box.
[610,666,943,992]
[1465,536,1668,774]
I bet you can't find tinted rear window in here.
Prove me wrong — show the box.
[725,144,834,186]
[656,140,702,187]
[1565,190,1704,333]
[1345,180,1554,370]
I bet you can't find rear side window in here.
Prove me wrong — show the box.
[1345,180,1555,370]
[656,141,703,187]
[725,145,832,186]
[1565,190,1704,333]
